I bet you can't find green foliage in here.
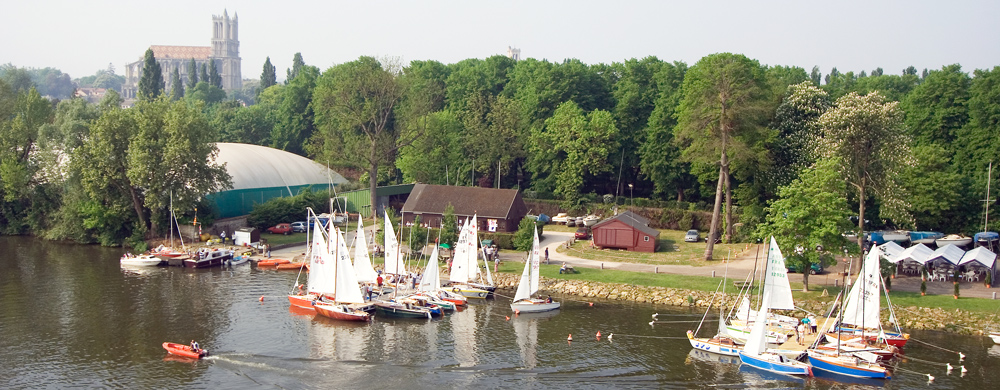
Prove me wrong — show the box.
[678,212,694,231]
[271,65,318,156]
[286,53,305,83]
[185,82,225,105]
[209,60,222,89]
[137,49,164,101]
[440,204,458,247]
[260,56,277,91]
[246,188,331,230]
[169,68,184,101]
[187,59,198,89]
[512,216,541,252]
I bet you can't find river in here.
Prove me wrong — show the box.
[1,236,998,389]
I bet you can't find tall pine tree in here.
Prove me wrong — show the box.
[260,57,276,90]
[286,53,304,84]
[137,48,164,101]
[200,63,209,85]
[169,67,184,100]
[187,58,198,88]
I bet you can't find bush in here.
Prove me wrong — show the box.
[512,217,542,252]
[247,188,333,230]
[678,212,694,231]
[480,232,516,250]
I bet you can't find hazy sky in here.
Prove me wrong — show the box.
[3,0,999,81]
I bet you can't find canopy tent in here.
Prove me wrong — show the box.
[890,243,934,265]
[958,246,997,269]
[927,244,965,266]
[879,241,905,261]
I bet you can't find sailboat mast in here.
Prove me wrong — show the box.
[985,162,993,232]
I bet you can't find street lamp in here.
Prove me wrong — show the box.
[628,183,634,207]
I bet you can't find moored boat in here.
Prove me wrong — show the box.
[936,234,973,247]
[909,231,944,245]
[373,299,433,319]
[806,350,891,379]
[183,248,232,268]
[313,302,371,321]
[162,342,207,359]
[275,261,308,270]
[257,258,290,267]
[989,331,1000,344]
[510,228,560,314]
[687,330,743,356]
[120,253,163,267]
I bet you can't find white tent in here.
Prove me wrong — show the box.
[890,243,934,265]
[927,244,965,266]
[958,246,997,269]
[879,241,905,261]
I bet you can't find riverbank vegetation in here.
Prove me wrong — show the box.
[2,55,998,256]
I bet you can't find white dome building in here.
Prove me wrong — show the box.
[209,143,348,218]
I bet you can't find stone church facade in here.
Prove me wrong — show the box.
[122,10,242,100]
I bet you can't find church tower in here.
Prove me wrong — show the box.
[211,10,242,91]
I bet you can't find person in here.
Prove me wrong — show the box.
[559,262,567,274]
[494,257,500,273]
[377,274,383,288]
[809,315,818,334]
[802,316,811,334]
[190,340,200,352]
[545,247,550,264]
[265,244,271,258]
[546,295,552,303]
[796,321,806,345]
[220,230,226,244]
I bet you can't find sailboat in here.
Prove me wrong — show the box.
[352,215,378,284]
[738,237,813,376]
[806,248,894,379]
[154,193,190,260]
[288,219,335,310]
[447,216,492,299]
[373,210,439,319]
[313,224,371,321]
[382,210,403,278]
[687,281,744,356]
[510,228,560,313]
[419,244,467,307]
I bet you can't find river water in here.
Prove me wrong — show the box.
[2,236,998,389]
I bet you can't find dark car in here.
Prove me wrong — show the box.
[575,226,591,240]
[787,262,825,275]
[267,223,293,235]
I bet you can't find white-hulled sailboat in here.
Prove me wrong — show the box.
[313,224,371,321]
[510,228,559,313]
[447,217,491,299]
[352,215,378,284]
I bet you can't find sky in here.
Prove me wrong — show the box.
[3,0,999,82]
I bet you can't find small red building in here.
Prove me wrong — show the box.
[591,211,660,253]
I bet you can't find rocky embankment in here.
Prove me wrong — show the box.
[491,273,996,336]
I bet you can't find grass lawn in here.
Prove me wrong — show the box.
[260,232,308,246]
[554,228,750,266]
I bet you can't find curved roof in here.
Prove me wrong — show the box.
[214,143,347,191]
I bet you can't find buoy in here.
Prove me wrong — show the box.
[649,321,655,326]
[568,334,573,341]
[596,331,601,340]
[652,313,658,319]
[927,374,935,383]
[505,316,510,321]
[961,365,967,373]
[588,302,594,307]
[259,296,264,302]
[608,333,613,341]
[947,363,953,374]
[515,309,521,315]
[959,352,966,362]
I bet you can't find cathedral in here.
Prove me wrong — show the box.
[122,10,242,101]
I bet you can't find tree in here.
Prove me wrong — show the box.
[440,204,458,247]
[185,82,226,105]
[169,67,184,100]
[769,82,831,190]
[260,56,277,90]
[902,64,969,149]
[187,58,198,89]
[396,110,463,184]
[137,49,163,101]
[528,101,619,208]
[208,60,222,89]
[640,61,692,201]
[271,65,318,155]
[815,91,913,250]
[757,158,852,291]
[513,216,541,252]
[200,63,209,86]
[674,53,770,259]
[810,66,821,86]
[312,57,427,213]
[903,144,962,231]
[286,53,305,84]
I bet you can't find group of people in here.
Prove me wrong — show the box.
[794,315,819,345]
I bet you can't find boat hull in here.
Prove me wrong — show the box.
[257,259,290,267]
[288,294,319,311]
[120,255,163,267]
[989,332,1000,344]
[314,303,371,321]
[275,262,307,270]
[184,251,232,268]
[738,351,812,376]
[936,237,972,247]
[687,331,742,356]
[510,299,560,313]
[374,301,433,319]
[446,285,490,299]
[807,351,890,379]
[162,342,206,359]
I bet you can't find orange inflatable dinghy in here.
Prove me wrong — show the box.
[162,342,207,359]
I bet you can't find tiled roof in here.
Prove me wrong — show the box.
[150,45,211,60]
[402,184,525,219]
[593,210,660,237]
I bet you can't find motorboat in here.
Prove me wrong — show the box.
[184,248,233,268]
[583,215,601,227]
[909,231,943,245]
[120,253,163,267]
[162,342,207,359]
[551,213,571,224]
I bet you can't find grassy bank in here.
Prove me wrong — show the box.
[552,228,750,266]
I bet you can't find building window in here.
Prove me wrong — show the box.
[644,236,649,242]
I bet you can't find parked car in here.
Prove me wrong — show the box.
[684,229,700,242]
[267,223,293,235]
[575,226,591,240]
[787,262,825,275]
[291,221,307,233]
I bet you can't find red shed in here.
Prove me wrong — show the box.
[591,211,660,253]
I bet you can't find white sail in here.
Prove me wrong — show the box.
[449,219,471,282]
[743,289,771,356]
[512,252,532,302]
[383,211,402,275]
[352,216,378,283]
[333,227,365,304]
[307,220,336,294]
[468,215,481,281]
[763,237,794,310]
[841,248,882,328]
[420,246,441,291]
[482,245,494,285]
[529,227,541,295]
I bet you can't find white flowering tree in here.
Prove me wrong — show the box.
[815,91,914,250]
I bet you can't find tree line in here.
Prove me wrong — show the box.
[2,51,998,254]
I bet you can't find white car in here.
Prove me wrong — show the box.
[684,230,700,242]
